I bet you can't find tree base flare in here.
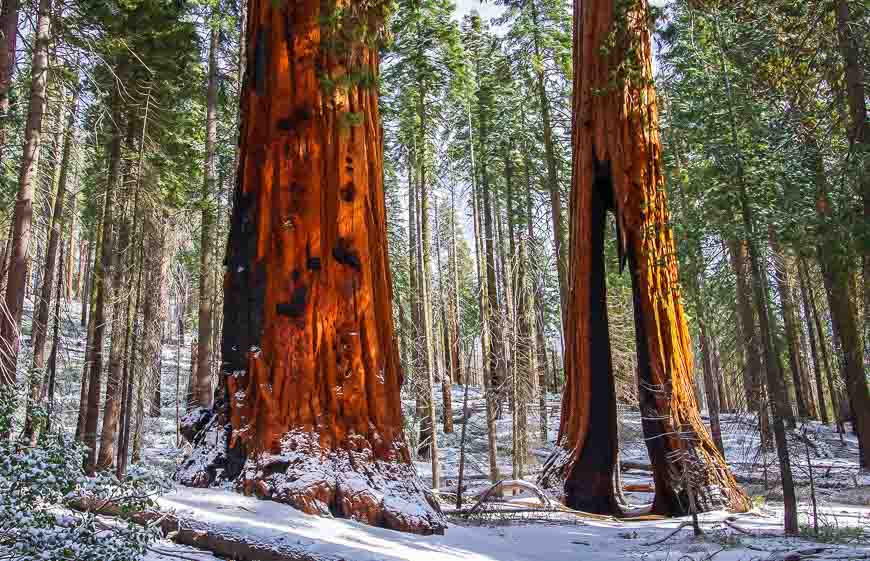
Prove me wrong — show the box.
[177,426,446,536]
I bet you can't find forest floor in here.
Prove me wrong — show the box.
[18,299,870,560]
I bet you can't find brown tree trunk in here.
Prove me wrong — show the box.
[514,236,533,479]
[813,151,870,467]
[83,106,123,474]
[448,186,462,385]
[96,199,131,471]
[66,196,76,300]
[727,239,764,413]
[194,22,219,409]
[182,0,444,535]
[0,0,19,167]
[75,239,99,442]
[541,0,747,516]
[698,315,724,456]
[142,206,169,420]
[713,17,797,531]
[529,0,567,329]
[44,242,63,433]
[0,0,52,389]
[80,233,93,327]
[769,231,810,419]
[468,108,498,482]
[24,86,78,444]
[434,197,453,434]
[797,258,829,424]
[834,0,868,333]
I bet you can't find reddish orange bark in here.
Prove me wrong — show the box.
[183,0,444,535]
[541,0,747,516]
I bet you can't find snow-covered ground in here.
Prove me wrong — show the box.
[14,297,870,559]
[142,485,870,561]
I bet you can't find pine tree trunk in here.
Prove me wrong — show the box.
[83,106,123,474]
[714,18,797,531]
[797,258,829,424]
[698,314,724,456]
[541,0,747,516]
[448,186,462,385]
[97,203,130,471]
[523,145,548,446]
[66,196,76,300]
[44,242,63,433]
[0,0,19,167]
[143,206,169,419]
[194,23,219,409]
[467,99,498,483]
[813,154,870,467]
[769,231,809,419]
[514,237,533,479]
[434,198,453,434]
[0,0,52,389]
[80,233,93,327]
[727,239,764,414]
[834,0,868,336]
[75,244,98,442]
[25,86,78,443]
[529,0,567,328]
[180,0,445,534]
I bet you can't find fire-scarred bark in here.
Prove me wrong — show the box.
[540,0,748,516]
[178,0,444,535]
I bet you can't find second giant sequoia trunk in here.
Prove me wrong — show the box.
[178,0,444,535]
[540,0,747,516]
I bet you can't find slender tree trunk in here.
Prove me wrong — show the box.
[448,186,461,385]
[769,231,810,419]
[117,231,143,479]
[467,97,498,482]
[75,238,98,441]
[180,0,445,534]
[715,16,797,531]
[82,104,123,474]
[194,23,219,409]
[24,86,78,444]
[66,196,76,300]
[523,144,548,446]
[529,0,567,328]
[143,208,169,419]
[0,0,19,167]
[727,239,763,414]
[80,233,92,327]
[698,314,724,456]
[514,237,533,479]
[96,201,130,471]
[542,0,747,516]
[797,258,829,424]
[834,0,868,331]
[0,0,52,390]
[44,242,63,434]
[813,150,870,467]
[434,198,453,434]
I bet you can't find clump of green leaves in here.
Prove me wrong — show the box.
[0,403,169,561]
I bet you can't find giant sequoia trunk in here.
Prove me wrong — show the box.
[540,0,747,516]
[179,0,444,535]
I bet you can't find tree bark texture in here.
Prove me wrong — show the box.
[541,0,747,516]
[24,86,78,445]
[0,0,51,388]
[83,111,123,474]
[0,0,19,167]
[181,0,444,535]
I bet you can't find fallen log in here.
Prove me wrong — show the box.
[69,497,334,561]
